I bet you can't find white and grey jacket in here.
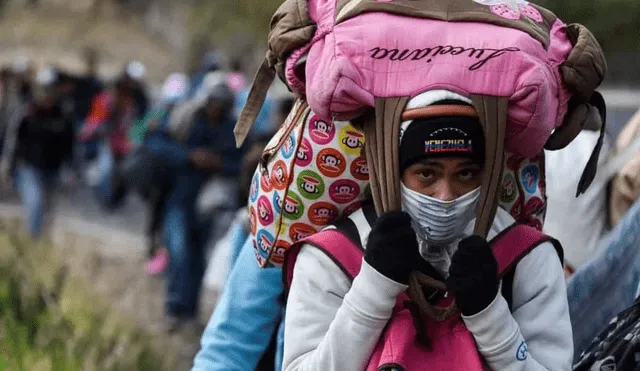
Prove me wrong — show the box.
[283,206,573,371]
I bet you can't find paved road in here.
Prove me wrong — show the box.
[0,183,150,255]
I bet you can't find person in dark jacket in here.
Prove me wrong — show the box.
[9,67,74,237]
[145,82,246,331]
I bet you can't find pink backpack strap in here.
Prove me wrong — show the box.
[284,229,364,292]
[490,223,563,276]
[491,223,563,310]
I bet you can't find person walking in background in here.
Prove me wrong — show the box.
[73,47,104,164]
[192,96,295,371]
[11,57,34,105]
[0,61,32,192]
[126,72,190,276]
[122,60,149,121]
[188,51,222,99]
[144,82,245,331]
[129,72,188,147]
[79,77,136,209]
[1,67,74,238]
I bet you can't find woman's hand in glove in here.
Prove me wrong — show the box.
[364,211,421,285]
[446,235,499,316]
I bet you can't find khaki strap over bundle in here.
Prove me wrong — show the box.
[234,59,276,147]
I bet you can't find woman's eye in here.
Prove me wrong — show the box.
[418,170,434,180]
[456,170,477,181]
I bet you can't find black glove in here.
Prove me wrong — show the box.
[364,211,421,284]
[446,235,499,316]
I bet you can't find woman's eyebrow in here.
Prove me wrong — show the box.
[458,159,480,167]
[418,160,444,169]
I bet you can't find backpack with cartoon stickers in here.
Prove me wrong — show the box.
[249,98,369,267]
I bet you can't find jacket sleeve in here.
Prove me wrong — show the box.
[462,241,573,371]
[192,236,284,371]
[283,245,407,371]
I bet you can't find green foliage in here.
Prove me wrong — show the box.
[188,0,640,56]
[0,221,170,371]
[189,0,283,48]
[537,0,640,54]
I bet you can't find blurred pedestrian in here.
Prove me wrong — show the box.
[79,77,136,209]
[144,82,245,331]
[122,60,149,121]
[193,96,295,371]
[73,47,104,163]
[188,50,222,99]
[122,72,190,276]
[1,67,74,237]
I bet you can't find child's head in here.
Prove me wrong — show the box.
[399,99,485,245]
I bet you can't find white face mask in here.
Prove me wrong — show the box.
[401,184,481,246]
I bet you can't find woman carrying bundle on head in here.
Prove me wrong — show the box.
[283,91,572,371]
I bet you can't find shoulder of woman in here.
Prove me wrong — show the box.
[510,240,565,298]
[292,243,353,295]
[514,241,563,273]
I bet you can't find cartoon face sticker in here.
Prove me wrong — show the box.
[257,196,274,226]
[297,170,325,200]
[350,156,369,181]
[295,138,313,167]
[339,126,365,156]
[249,173,260,203]
[272,192,283,214]
[308,116,336,145]
[270,240,291,266]
[281,134,296,159]
[308,202,339,226]
[283,192,305,220]
[329,179,360,204]
[520,164,539,194]
[260,172,273,193]
[343,201,363,218]
[256,229,275,261]
[249,206,257,235]
[289,223,318,242]
[499,173,518,205]
[316,149,346,178]
[270,160,289,191]
[524,196,545,219]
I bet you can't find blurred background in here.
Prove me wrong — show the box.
[0,0,636,370]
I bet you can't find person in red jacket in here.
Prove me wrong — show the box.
[79,78,135,208]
